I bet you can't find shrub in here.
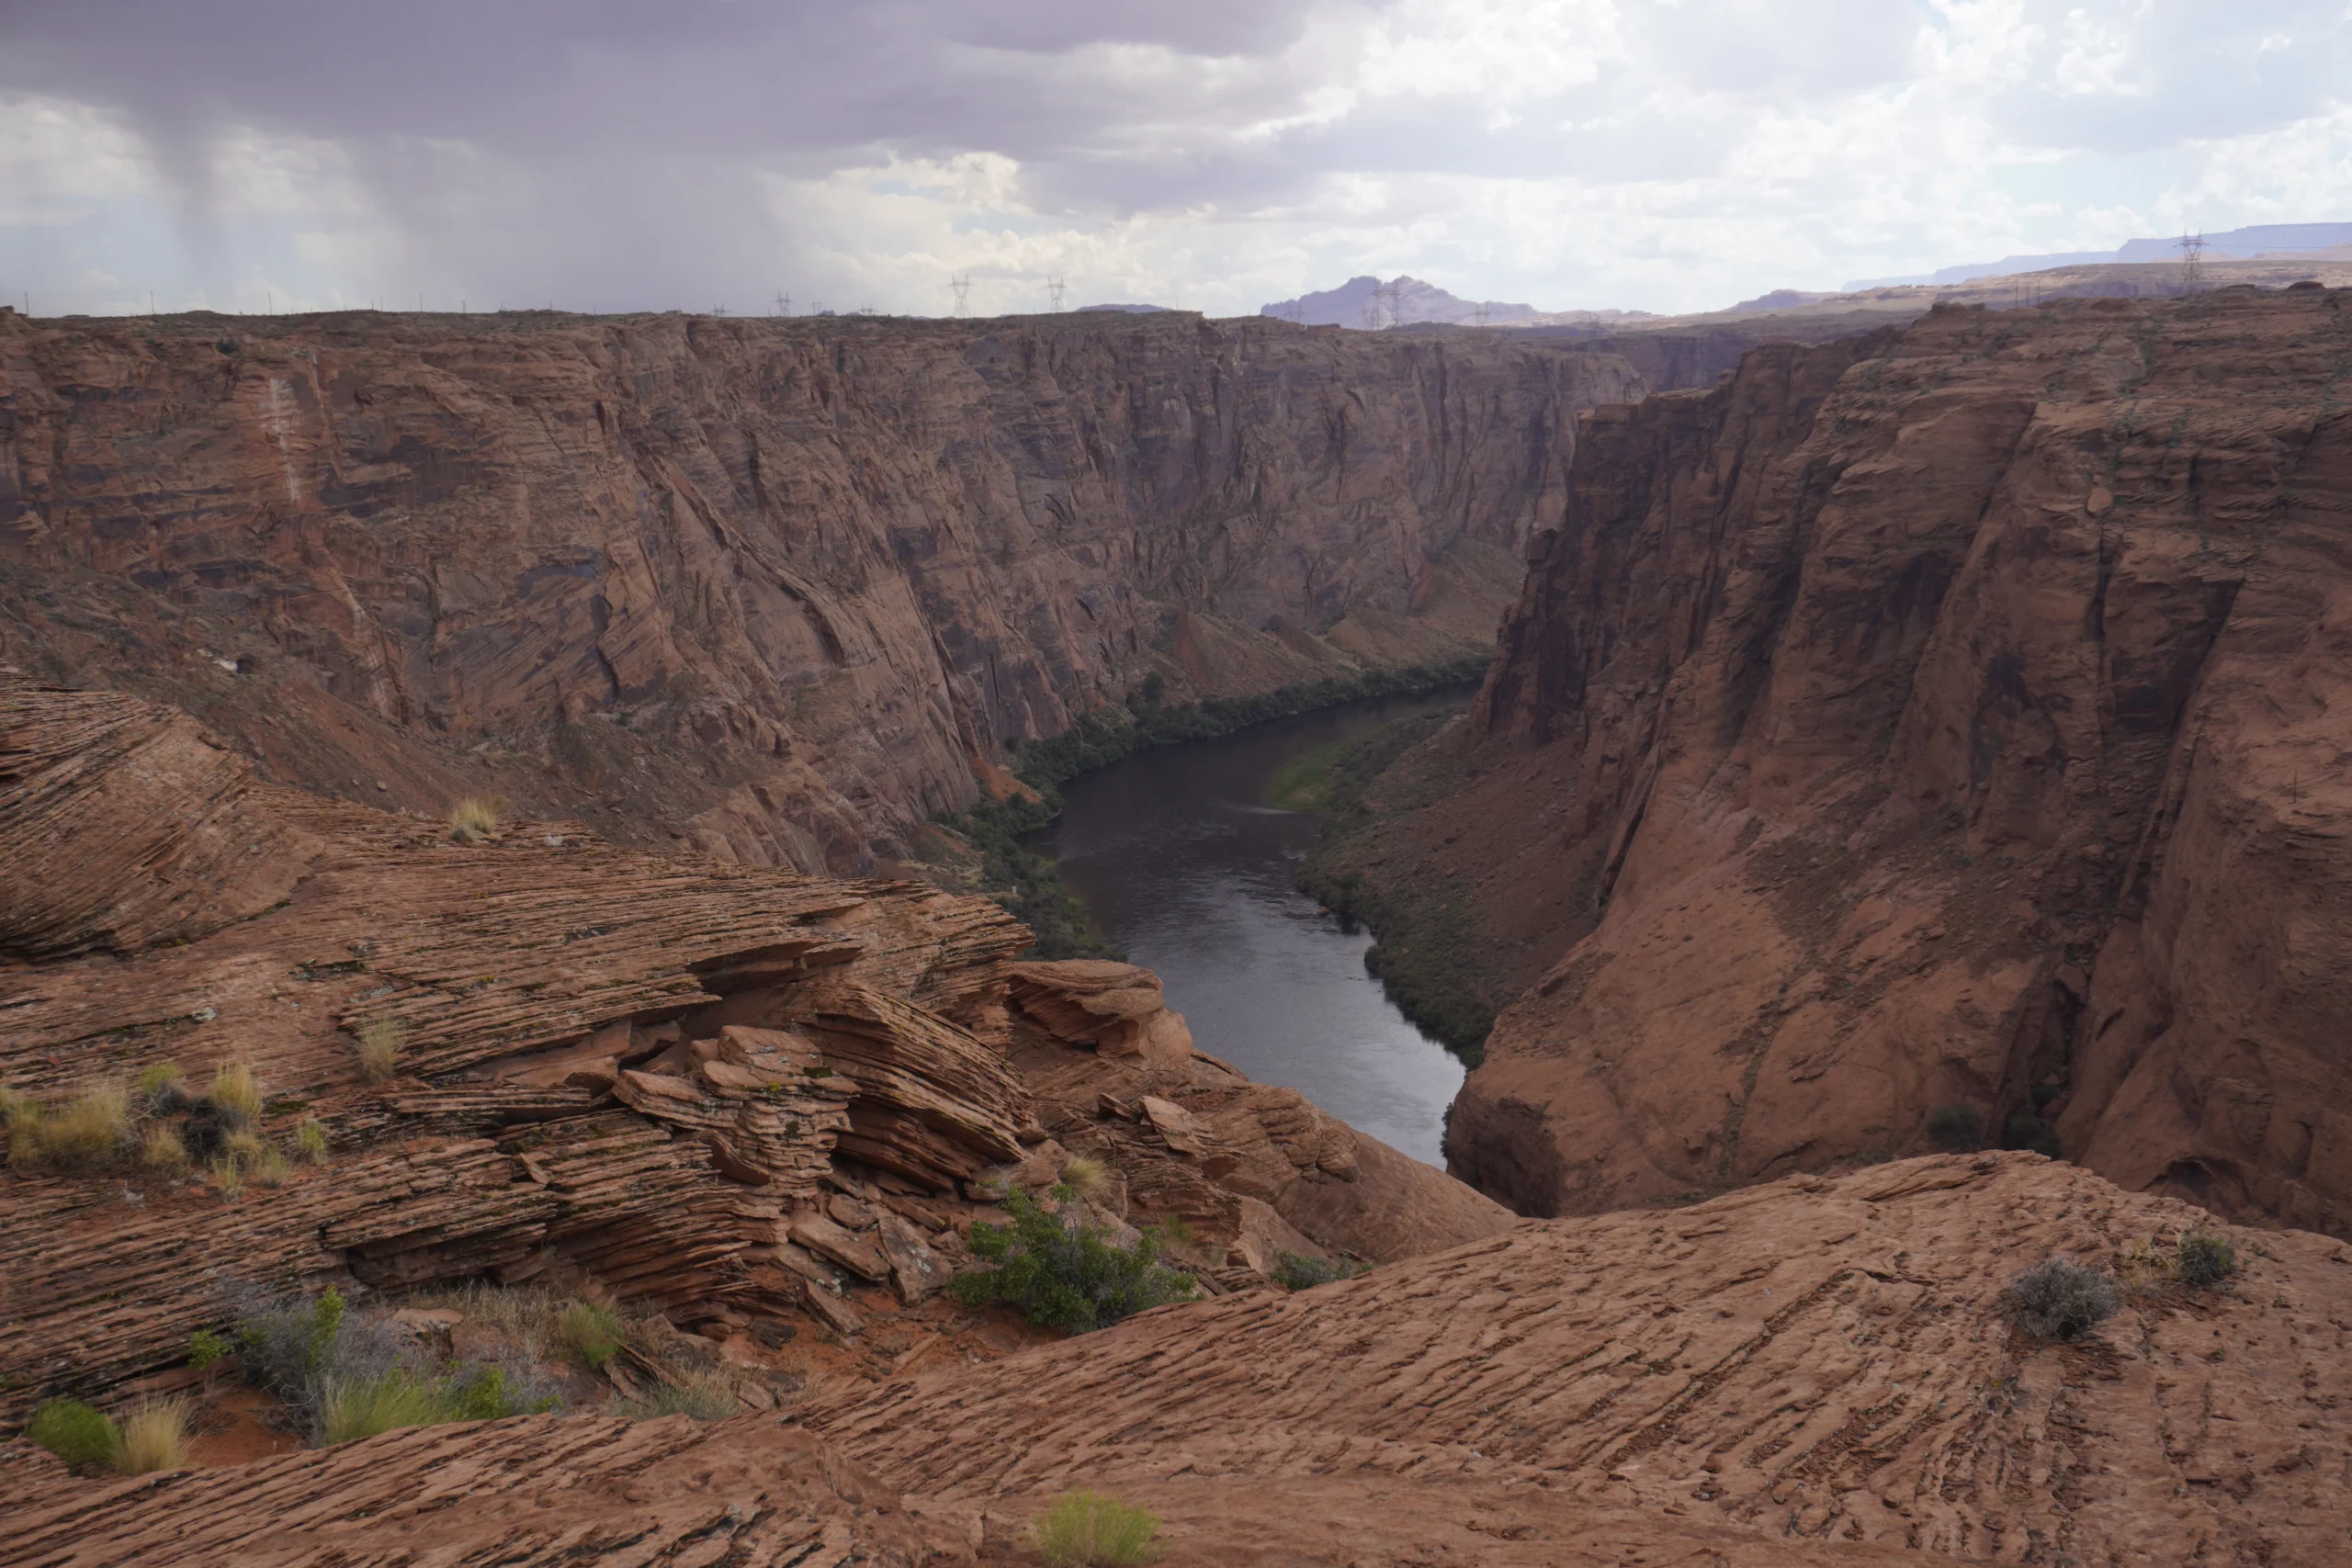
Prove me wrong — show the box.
[559,1302,625,1370]
[322,1371,443,1444]
[355,1020,402,1084]
[13,1080,134,1169]
[292,1121,330,1163]
[210,1155,245,1199]
[140,1122,188,1170]
[222,1128,268,1169]
[112,1399,191,1475]
[136,1061,185,1106]
[208,1062,265,1125]
[1926,1104,1982,1151]
[25,1400,119,1473]
[2177,1229,2237,1289]
[1032,1491,1162,1567]
[1058,1155,1111,1202]
[188,1327,232,1370]
[951,1191,1198,1335]
[251,1145,293,1187]
[2009,1258,2122,1340]
[2002,1112,2063,1157]
[447,797,503,843]
[1272,1251,1360,1292]
[614,1375,739,1421]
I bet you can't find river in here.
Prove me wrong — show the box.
[1034,692,1468,1166]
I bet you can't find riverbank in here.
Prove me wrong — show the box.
[918,656,1488,959]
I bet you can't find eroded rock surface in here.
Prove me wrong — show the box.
[1317,288,2352,1235]
[0,309,1641,871]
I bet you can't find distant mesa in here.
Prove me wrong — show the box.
[1261,274,1656,330]
[1847,220,2352,290]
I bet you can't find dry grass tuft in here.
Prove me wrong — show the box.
[293,1120,331,1163]
[140,1122,189,1170]
[112,1399,192,1475]
[1058,1154,1112,1201]
[136,1061,184,1100]
[211,1154,246,1199]
[6,1081,132,1171]
[355,1020,402,1083]
[1032,1492,1162,1566]
[447,796,504,843]
[208,1061,265,1125]
[251,1145,293,1187]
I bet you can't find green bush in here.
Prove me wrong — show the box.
[2009,1258,2122,1340]
[2002,1112,2063,1157]
[951,1191,1197,1334]
[1926,1104,1982,1151]
[25,1399,119,1473]
[1272,1251,1360,1292]
[614,1376,740,1421]
[321,1371,443,1444]
[188,1327,232,1370]
[1032,1490,1162,1566]
[559,1302,626,1370]
[2177,1230,2237,1289]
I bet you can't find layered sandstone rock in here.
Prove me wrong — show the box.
[1329,288,2352,1236]
[0,673,1508,1421]
[19,1154,2344,1565]
[0,309,1641,872]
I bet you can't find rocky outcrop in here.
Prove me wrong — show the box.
[0,308,1642,872]
[20,1153,2347,1565]
[0,672,1508,1420]
[1329,288,2352,1236]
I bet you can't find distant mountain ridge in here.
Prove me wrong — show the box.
[1261,275,1655,330]
[1848,221,2352,289]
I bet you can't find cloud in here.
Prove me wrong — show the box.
[2,0,2348,318]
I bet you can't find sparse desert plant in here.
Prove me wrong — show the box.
[614,1375,740,1421]
[223,1128,268,1168]
[1272,1251,1360,1292]
[17,1080,135,1169]
[321,1371,442,1444]
[2002,1111,2064,1157]
[1058,1154,1111,1202]
[1926,1103,1982,1151]
[1032,1491,1162,1567]
[25,1400,119,1474]
[188,1327,232,1371]
[355,1020,401,1084]
[140,1122,188,1170]
[250,1145,293,1187]
[136,1061,185,1108]
[210,1154,245,1199]
[2177,1229,2237,1289]
[111,1399,191,1475]
[559,1302,626,1371]
[208,1061,265,1125]
[952,1190,1198,1335]
[292,1120,330,1163]
[2008,1258,2122,1341]
[447,796,503,844]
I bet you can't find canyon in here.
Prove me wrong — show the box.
[1309,287,2352,1245]
[0,306,1643,874]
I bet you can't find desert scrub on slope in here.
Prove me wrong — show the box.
[6,1079,132,1171]
[447,796,503,843]
[1033,1491,1163,1566]
[112,1399,192,1474]
[613,1375,741,1421]
[2177,1229,2237,1289]
[354,1020,401,1083]
[1272,1251,1363,1291]
[2008,1258,2122,1340]
[25,1399,119,1473]
[951,1190,1197,1334]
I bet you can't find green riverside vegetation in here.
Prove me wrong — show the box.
[931,656,1487,960]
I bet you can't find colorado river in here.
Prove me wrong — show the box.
[1034,692,1469,1165]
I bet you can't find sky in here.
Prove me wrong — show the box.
[3,0,2349,321]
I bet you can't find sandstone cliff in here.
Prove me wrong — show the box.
[1322,288,2352,1238]
[0,307,1639,872]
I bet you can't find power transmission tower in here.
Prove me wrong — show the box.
[1047,276,1066,312]
[951,276,972,319]
[2177,231,2205,295]
[774,292,791,317]
[1474,300,1491,332]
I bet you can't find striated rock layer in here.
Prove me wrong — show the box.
[0,306,1641,872]
[18,1154,2350,1565]
[1325,288,2352,1236]
[0,672,1506,1423]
